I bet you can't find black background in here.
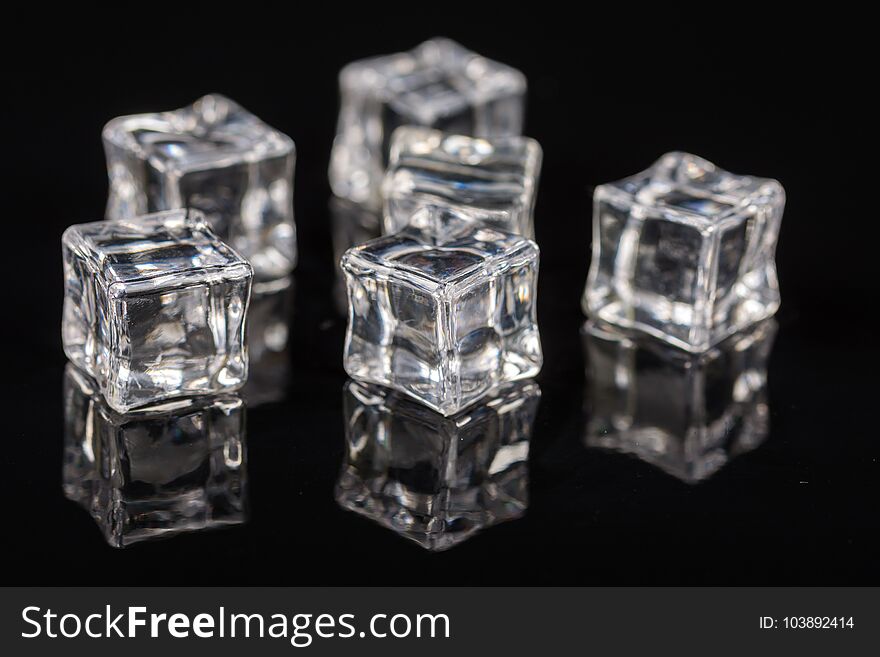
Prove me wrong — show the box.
[2,17,875,584]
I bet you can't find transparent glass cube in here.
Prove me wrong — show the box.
[341,206,542,416]
[383,127,542,238]
[583,319,775,483]
[583,152,785,352]
[62,365,247,548]
[103,93,296,280]
[336,379,538,551]
[329,38,527,209]
[62,209,252,413]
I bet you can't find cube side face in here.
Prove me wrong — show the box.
[342,253,447,414]
[585,189,714,350]
[104,113,195,221]
[62,230,114,383]
[103,97,297,280]
[104,275,251,413]
[451,244,542,412]
[383,128,541,238]
[178,152,296,280]
[329,88,387,208]
[104,138,152,221]
[329,39,526,209]
[708,184,784,345]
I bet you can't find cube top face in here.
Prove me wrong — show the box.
[103,93,293,175]
[330,38,526,209]
[63,210,252,295]
[601,152,784,231]
[585,152,785,352]
[344,207,537,293]
[336,379,537,551]
[62,210,252,413]
[62,366,247,548]
[341,38,526,125]
[582,319,775,483]
[342,208,542,416]
[383,127,542,238]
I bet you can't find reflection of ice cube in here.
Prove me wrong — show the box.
[244,276,294,406]
[383,127,542,238]
[104,93,296,280]
[336,379,539,551]
[584,152,784,352]
[583,319,775,484]
[62,210,252,412]
[62,366,247,548]
[341,207,542,415]
[329,38,526,209]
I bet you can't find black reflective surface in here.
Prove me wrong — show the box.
[3,23,874,584]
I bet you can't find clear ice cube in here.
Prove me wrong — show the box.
[62,209,252,413]
[335,379,538,551]
[583,319,775,483]
[583,152,785,352]
[341,206,542,416]
[62,365,247,548]
[383,127,542,238]
[329,38,526,209]
[103,93,296,280]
